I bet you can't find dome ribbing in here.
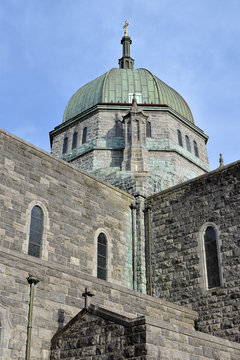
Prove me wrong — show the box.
[62,68,194,124]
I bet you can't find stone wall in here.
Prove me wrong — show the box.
[145,314,240,359]
[0,128,133,287]
[0,248,197,359]
[0,127,199,359]
[147,161,240,342]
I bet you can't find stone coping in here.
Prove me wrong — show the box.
[52,304,146,341]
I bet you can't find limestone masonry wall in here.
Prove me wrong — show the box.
[0,128,197,359]
[0,128,133,286]
[0,248,197,359]
[147,161,240,342]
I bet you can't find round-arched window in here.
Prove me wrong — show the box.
[97,233,107,280]
[204,226,220,288]
[28,205,43,258]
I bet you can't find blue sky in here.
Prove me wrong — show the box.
[1,0,240,169]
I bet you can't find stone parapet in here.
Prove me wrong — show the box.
[50,305,240,359]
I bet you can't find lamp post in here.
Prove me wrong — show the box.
[25,275,40,360]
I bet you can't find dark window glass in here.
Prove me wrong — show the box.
[62,137,68,154]
[177,130,183,147]
[136,120,140,140]
[97,267,106,280]
[204,226,220,289]
[185,135,190,152]
[193,141,199,157]
[82,127,87,144]
[127,122,131,143]
[146,121,151,138]
[72,131,78,150]
[98,255,106,268]
[115,121,123,137]
[97,233,107,280]
[28,205,43,258]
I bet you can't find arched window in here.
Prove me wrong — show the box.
[62,136,68,154]
[185,135,190,152]
[28,206,43,258]
[177,130,183,147]
[82,127,87,144]
[97,233,107,280]
[193,140,199,157]
[204,226,221,289]
[146,121,152,138]
[72,131,78,150]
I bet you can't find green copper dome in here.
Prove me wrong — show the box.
[62,68,194,123]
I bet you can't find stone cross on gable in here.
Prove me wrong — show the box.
[219,153,224,168]
[82,287,95,308]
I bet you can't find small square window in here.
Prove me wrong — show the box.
[129,93,142,103]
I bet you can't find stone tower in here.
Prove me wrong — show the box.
[50,27,209,197]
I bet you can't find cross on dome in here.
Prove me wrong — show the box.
[123,20,130,36]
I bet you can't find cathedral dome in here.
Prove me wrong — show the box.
[62,68,194,124]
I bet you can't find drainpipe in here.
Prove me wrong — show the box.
[145,205,152,296]
[25,275,40,360]
[130,204,136,290]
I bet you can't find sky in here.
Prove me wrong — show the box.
[1,0,240,170]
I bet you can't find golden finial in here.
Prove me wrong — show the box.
[123,20,130,36]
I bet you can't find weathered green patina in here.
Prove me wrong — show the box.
[62,68,194,124]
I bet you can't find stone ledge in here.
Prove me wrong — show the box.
[144,315,240,350]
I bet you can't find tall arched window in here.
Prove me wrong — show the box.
[72,131,78,150]
[28,205,43,258]
[193,140,199,157]
[97,233,107,280]
[62,136,68,154]
[204,226,221,289]
[82,127,87,144]
[185,135,191,152]
[177,130,183,147]
[146,121,152,138]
